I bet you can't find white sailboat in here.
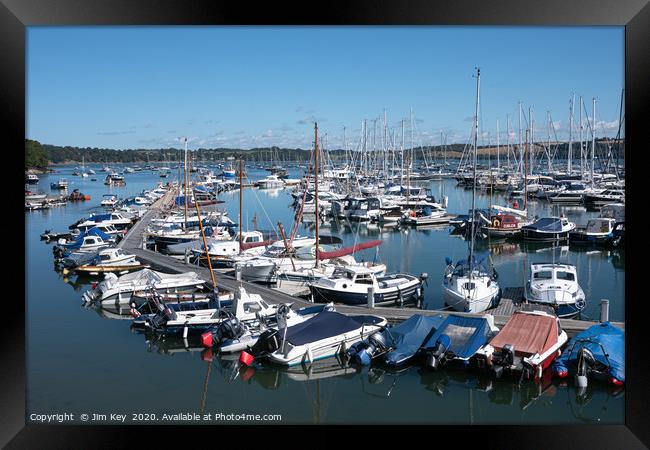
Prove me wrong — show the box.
[441,68,501,314]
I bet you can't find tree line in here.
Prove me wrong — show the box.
[25,138,623,169]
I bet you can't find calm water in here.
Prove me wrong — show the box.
[26,164,624,424]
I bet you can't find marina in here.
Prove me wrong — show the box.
[23,26,627,428]
[27,153,625,424]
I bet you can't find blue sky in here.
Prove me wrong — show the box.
[27,26,624,150]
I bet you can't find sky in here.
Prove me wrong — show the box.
[27,26,624,151]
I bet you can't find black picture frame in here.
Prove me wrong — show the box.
[6,0,648,447]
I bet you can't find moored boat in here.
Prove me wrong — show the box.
[524,263,586,318]
[521,216,575,241]
[474,310,568,382]
[242,310,387,367]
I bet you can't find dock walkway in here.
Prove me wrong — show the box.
[119,187,624,337]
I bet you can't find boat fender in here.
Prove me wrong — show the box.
[201,331,213,348]
[305,345,313,364]
[609,377,624,386]
[239,350,254,366]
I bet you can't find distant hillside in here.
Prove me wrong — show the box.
[29,138,624,165]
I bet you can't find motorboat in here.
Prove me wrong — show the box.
[257,175,285,189]
[475,310,568,382]
[140,286,278,337]
[583,188,625,206]
[67,189,90,202]
[309,265,425,307]
[544,182,604,204]
[189,230,275,266]
[569,218,618,246]
[347,313,446,367]
[524,263,586,318]
[442,256,501,313]
[25,173,39,184]
[421,314,499,370]
[72,211,133,231]
[521,216,575,241]
[241,310,387,367]
[101,194,119,207]
[552,322,624,387]
[401,203,449,226]
[82,268,206,308]
[50,178,69,190]
[70,248,146,275]
[25,190,47,201]
[201,302,335,353]
[52,227,113,258]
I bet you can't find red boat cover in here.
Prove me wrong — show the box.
[318,240,382,260]
[240,239,276,251]
[490,312,558,357]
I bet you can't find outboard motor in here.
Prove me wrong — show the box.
[249,328,281,358]
[353,331,388,366]
[425,334,450,370]
[575,347,596,393]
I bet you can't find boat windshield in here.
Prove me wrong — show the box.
[556,271,575,281]
[533,271,553,280]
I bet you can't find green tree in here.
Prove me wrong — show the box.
[25,139,48,169]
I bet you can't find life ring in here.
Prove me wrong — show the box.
[492,218,501,228]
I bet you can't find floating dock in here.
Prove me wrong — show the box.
[119,188,624,337]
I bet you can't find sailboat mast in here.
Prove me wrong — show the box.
[239,158,244,254]
[591,97,596,188]
[314,123,320,268]
[469,68,481,273]
[524,129,529,210]
[184,137,188,228]
[568,94,574,173]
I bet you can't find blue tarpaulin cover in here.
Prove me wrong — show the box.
[553,322,625,382]
[284,311,382,346]
[64,227,111,249]
[422,315,492,360]
[526,217,562,232]
[383,314,446,366]
[88,213,112,222]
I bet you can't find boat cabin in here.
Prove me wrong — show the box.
[529,263,577,283]
[585,218,616,235]
[491,214,519,229]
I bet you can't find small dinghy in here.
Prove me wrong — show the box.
[552,322,624,387]
[347,313,446,367]
[474,310,568,382]
[242,310,387,367]
[420,314,499,370]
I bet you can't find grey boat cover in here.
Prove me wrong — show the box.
[383,314,446,366]
[524,217,562,232]
[422,315,493,360]
[284,311,383,346]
